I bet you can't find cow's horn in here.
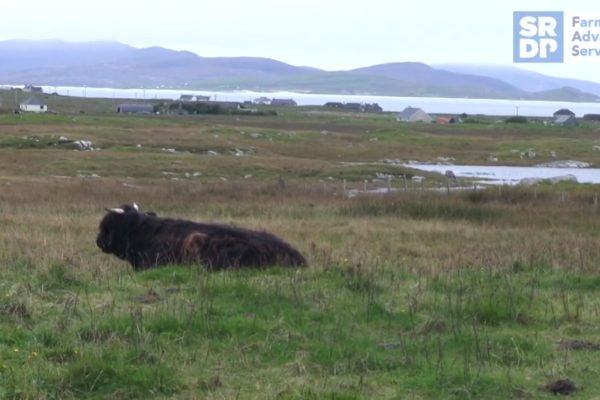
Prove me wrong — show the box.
[105,207,125,214]
[132,203,139,210]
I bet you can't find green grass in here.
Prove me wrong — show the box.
[2,261,599,398]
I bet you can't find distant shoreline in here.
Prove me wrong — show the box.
[2,83,600,105]
[3,84,600,117]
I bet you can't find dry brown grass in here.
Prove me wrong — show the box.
[1,178,599,275]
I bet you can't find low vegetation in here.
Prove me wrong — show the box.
[1,97,600,398]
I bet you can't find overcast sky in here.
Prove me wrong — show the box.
[1,0,598,82]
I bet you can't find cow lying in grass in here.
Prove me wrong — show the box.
[95,203,309,271]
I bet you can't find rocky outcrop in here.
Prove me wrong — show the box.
[548,174,578,184]
[534,160,590,168]
[519,174,578,186]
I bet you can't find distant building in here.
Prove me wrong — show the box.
[396,106,433,123]
[116,104,154,114]
[553,108,575,117]
[583,114,600,122]
[23,84,43,93]
[270,98,297,106]
[344,102,362,111]
[364,103,383,112]
[20,96,47,113]
[253,96,271,105]
[554,115,578,126]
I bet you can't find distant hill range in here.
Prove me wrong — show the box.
[1,39,599,103]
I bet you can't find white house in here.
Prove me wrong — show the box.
[396,106,433,123]
[20,96,48,113]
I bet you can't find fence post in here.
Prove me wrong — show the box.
[343,179,346,197]
[595,192,598,208]
[403,174,407,191]
[421,178,425,191]
[363,180,367,192]
[387,176,391,193]
[447,180,451,195]
[560,191,564,204]
[323,182,326,195]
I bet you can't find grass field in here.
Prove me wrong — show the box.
[1,95,600,399]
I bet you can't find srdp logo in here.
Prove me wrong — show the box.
[513,11,564,63]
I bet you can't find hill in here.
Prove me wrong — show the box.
[0,39,316,87]
[1,39,600,102]
[432,63,600,98]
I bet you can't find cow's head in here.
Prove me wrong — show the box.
[96,202,144,257]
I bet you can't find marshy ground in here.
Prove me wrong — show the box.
[1,96,600,398]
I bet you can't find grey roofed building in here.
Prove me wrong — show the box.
[554,115,578,126]
[21,96,47,106]
[116,104,154,114]
[23,84,43,93]
[553,108,575,117]
[396,106,433,123]
[584,113,600,121]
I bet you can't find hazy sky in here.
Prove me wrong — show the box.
[2,0,599,82]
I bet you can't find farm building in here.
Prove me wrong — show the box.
[396,106,433,123]
[271,98,297,106]
[23,84,43,93]
[116,104,154,114]
[554,115,578,126]
[20,96,47,113]
[553,108,575,117]
[584,114,600,122]
[253,97,271,104]
[364,103,383,112]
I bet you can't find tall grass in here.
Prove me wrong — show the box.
[0,178,599,397]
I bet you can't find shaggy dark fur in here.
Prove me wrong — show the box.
[95,203,309,271]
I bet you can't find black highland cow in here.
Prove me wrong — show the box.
[95,203,309,271]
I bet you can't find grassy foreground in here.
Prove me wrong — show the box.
[1,106,600,398]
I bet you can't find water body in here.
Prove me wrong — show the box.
[404,164,600,185]
[4,84,600,117]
